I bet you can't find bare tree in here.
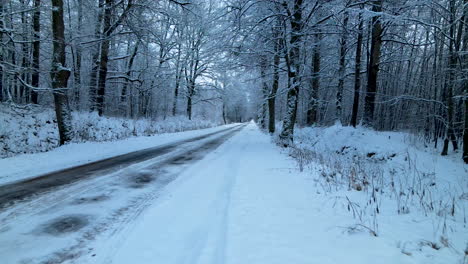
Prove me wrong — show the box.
[350,5,363,128]
[306,31,321,126]
[268,21,282,133]
[73,0,83,108]
[441,0,460,155]
[362,0,383,127]
[336,8,349,123]
[30,0,40,104]
[0,0,4,102]
[463,0,468,163]
[279,0,304,146]
[51,0,73,145]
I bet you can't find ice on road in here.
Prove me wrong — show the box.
[88,122,414,264]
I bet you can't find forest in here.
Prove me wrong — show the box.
[0,1,467,263]
[0,0,467,163]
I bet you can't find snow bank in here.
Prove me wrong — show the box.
[0,103,218,158]
[287,124,468,260]
[293,124,467,188]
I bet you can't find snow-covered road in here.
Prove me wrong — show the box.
[87,122,462,264]
[0,125,243,209]
[0,124,244,263]
[0,122,463,264]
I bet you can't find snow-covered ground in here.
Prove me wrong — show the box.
[0,103,218,158]
[0,122,466,263]
[290,124,468,262]
[81,123,466,263]
[0,123,237,185]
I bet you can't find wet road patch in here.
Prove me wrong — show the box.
[39,215,90,236]
[127,171,157,188]
[71,195,109,205]
[169,155,193,165]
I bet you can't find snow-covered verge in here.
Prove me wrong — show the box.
[0,103,218,158]
[285,124,468,262]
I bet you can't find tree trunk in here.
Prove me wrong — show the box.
[51,0,73,145]
[187,81,195,120]
[463,0,468,163]
[121,41,139,104]
[89,0,105,111]
[442,0,459,155]
[95,0,133,115]
[0,1,4,102]
[350,8,363,127]
[73,0,83,109]
[336,10,349,123]
[96,0,113,116]
[463,78,468,162]
[222,102,227,124]
[268,30,281,133]
[7,0,18,103]
[363,0,383,127]
[259,56,268,130]
[172,44,182,116]
[30,0,40,104]
[306,32,321,126]
[279,0,303,146]
[20,0,29,103]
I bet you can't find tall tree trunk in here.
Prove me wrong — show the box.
[363,0,383,127]
[187,81,195,120]
[279,0,303,146]
[259,56,268,130]
[89,0,105,111]
[268,29,281,133]
[442,0,459,155]
[19,0,29,103]
[185,50,200,120]
[0,1,4,102]
[433,16,445,148]
[95,0,133,116]
[121,41,139,105]
[30,0,40,104]
[306,32,321,126]
[222,104,227,124]
[350,8,363,127]
[96,0,113,116]
[51,0,73,145]
[463,0,468,163]
[336,10,349,123]
[73,0,83,109]
[172,44,182,116]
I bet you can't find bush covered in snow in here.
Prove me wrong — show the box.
[0,103,218,158]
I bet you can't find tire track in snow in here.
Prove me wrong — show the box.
[55,125,247,264]
[0,125,243,210]
[210,142,246,264]
[176,129,246,264]
[0,125,246,264]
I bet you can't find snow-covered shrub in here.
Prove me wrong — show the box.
[0,103,218,158]
[289,123,467,245]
